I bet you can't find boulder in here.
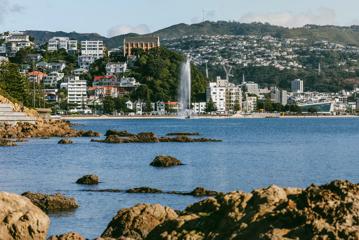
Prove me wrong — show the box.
[104,130,134,137]
[101,204,178,240]
[0,139,17,147]
[47,232,85,240]
[22,192,79,213]
[0,191,50,240]
[58,139,73,144]
[126,187,163,194]
[188,187,220,197]
[166,132,200,136]
[150,155,183,167]
[77,130,101,137]
[76,175,99,185]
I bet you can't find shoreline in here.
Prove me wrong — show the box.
[59,114,358,120]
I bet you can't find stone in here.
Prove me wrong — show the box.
[0,139,17,146]
[150,155,183,167]
[0,191,50,240]
[101,204,178,240]
[188,187,220,197]
[76,175,99,185]
[58,139,73,144]
[104,130,134,137]
[22,192,79,213]
[77,130,101,137]
[126,187,163,194]
[166,132,200,136]
[47,232,85,240]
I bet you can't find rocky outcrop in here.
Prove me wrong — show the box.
[187,187,220,197]
[101,204,178,240]
[93,130,221,144]
[0,120,100,140]
[58,139,73,144]
[150,156,183,167]
[22,192,79,213]
[47,232,85,240]
[77,130,101,137]
[0,138,16,146]
[126,187,163,194]
[0,191,50,240]
[76,175,99,185]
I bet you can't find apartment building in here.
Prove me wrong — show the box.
[67,76,88,111]
[291,79,304,93]
[123,36,160,56]
[48,37,78,52]
[81,40,104,59]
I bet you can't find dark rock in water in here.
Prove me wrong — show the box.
[76,175,99,185]
[48,232,85,240]
[0,191,50,240]
[150,155,183,167]
[101,203,178,240]
[0,139,16,146]
[22,192,79,213]
[77,130,101,137]
[135,132,159,143]
[159,136,222,143]
[188,187,221,197]
[126,187,163,194]
[104,129,134,137]
[58,139,73,144]
[166,132,200,136]
[81,189,123,193]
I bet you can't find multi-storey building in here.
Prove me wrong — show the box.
[48,37,77,52]
[123,36,160,56]
[206,77,242,113]
[81,40,104,59]
[291,79,304,93]
[244,82,259,96]
[67,76,88,111]
[106,62,127,75]
[0,32,33,56]
[78,55,97,69]
[271,87,288,106]
[43,72,65,88]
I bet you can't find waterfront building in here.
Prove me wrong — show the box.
[206,76,242,114]
[356,99,359,112]
[48,37,78,52]
[243,96,257,113]
[123,36,160,56]
[291,79,304,93]
[81,40,104,59]
[244,82,259,96]
[298,102,334,114]
[67,76,88,111]
[192,102,207,114]
[271,87,288,106]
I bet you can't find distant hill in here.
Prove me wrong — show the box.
[24,22,359,49]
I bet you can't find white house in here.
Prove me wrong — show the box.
[78,55,97,69]
[48,37,78,52]
[106,62,127,75]
[43,72,65,87]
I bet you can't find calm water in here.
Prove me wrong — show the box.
[0,118,358,238]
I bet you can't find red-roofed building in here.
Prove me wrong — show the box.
[93,75,119,87]
[27,71,47,84]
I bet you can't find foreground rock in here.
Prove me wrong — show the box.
[76,174,99,185]
[58,139,73,144]
[98,180,359,240]
[47,232,85,240]
[101,204,178,240]
[150,155,183,167]
[93,130,221,144]
[0,138,17,146]
[22,192,79,213]
[0,192,50,240]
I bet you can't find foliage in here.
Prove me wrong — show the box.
[205,98,217,113]
[102,96,115,114]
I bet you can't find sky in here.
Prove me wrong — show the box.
[0,0,359,37]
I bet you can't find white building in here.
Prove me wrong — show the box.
[206,76,242,114]
[291,79,304,93]
[81,40,104,59]
[192,102,206,114]
[78,55,97,69]
[48,37,77,52]
[0,32,33,56]
[67,76,88,111]
[243,96,257,112]
[43,72,65,87]
[245,82,259,96]
[119,77,140,88]
[106,62,127,75]
[271,87,288,106]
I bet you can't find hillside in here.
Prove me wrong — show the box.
[25,21,359,48]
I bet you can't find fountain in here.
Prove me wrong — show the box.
[178,58,192,118]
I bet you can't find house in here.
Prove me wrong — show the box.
[73,68,88,76]
[27,71,47,84]
[43,72,64,87]
[78,55,97,69]
[119,77,140,88]
[44,89,58,102]
[88,86,119,99]
[48,37,77,52]
[93,75,118,87]
[27,54,43,62]
[106,62,127,75]
[49,62,66,72]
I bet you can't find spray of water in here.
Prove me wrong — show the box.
[178,58,192,117]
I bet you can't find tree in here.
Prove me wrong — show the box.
[114,97,130,113]
[205,98,217,113]
[233,101,241,112]
[102,96,115,114]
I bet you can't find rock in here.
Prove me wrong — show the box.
[150,155,183,167]
[126,187,163,194]
[101,203,178,240]
[0,191,50,240]
[188,187,220,197]
[22,192,79,213]
[126,180,359,240]
[0,139,17,146]
[77,130,101,137]
[58,139,73,144]
[159,136,222,143]
[166,132,200,136]
[76,175,99,185]
[104,130,134,137]
[47,232,85,240]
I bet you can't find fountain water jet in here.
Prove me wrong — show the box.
[178,58,192,118]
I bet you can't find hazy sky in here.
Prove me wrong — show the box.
[1,0,358,37]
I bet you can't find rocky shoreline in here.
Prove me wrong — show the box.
[0,180,358,240]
